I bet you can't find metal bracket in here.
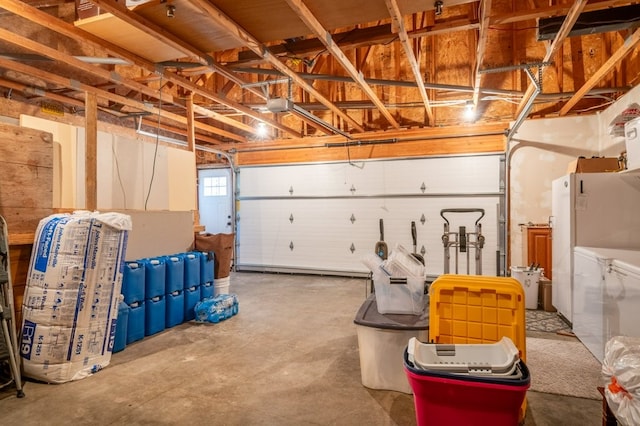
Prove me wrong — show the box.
[420,214,426,225]
[350,184,357,194]
[289,241,294,251]
[350,214,356,224]
[420,182,426,193]
[289,186,294,195]
[289,214,294,224]
[350,243,356,253]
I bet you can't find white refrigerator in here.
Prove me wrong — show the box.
[573,247,640,362]
[551,173,640,325]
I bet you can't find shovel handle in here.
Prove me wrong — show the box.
[379,218,384,241]
[411,221,417,246]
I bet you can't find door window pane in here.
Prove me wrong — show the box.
[203,176,227,197]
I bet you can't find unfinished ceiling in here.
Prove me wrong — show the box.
[0,0,639,151]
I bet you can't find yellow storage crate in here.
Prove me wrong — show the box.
[428,274,526,363]
[428,274,528,421]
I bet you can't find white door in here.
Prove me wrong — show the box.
[198,168,233,234]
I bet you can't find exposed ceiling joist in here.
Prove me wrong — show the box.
[472,0,491,108]
[0,56,247,142]
[514,0,587,118]
[384,0,434,125]
[187,0,366,134]
[489,0,632,25]
[90,0,267,101]
[559,26,640,116]
[284,0,399,129]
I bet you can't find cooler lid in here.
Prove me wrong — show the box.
[353,294,428,331]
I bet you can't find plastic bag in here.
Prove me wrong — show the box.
[608,103,640,137]
[601,336,640,426]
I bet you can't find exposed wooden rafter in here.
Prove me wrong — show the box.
[514,0,587,118]
[559,26,640,116]
[384,0,434,125]
[285,0,400,129]
[188,0,366,133]
[472,0,491,108]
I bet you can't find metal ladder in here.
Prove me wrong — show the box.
[0,215,25,398]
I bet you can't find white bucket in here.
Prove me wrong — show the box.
[510,266,542,310]
[214,276,230,296]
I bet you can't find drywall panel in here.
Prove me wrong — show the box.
[115,210,194,261]
[19,115,77,209]
[168,148,197,211]
[508,115,599,267]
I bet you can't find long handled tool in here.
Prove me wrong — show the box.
[375,219,388,260]
[411,221,425,265]
[0,215,25,398]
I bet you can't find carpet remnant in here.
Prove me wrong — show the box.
[526,337,602,400]
[525,310,571,333]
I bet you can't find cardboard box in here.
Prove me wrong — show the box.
[538,277,556,313]
[567,157,620,173]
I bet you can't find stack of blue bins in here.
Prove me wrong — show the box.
[200,251,215,300]
[164,255,185,328]
[144,257,166,336]
[182,252,202,321]
[122,261,146,345]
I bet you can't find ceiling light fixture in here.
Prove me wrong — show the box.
[434,1,444,16]
[255,122,269,138]
[463,100,475,121]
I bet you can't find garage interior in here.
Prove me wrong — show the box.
[1,0,640,424]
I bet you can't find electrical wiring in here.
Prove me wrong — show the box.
[144,74,163,211]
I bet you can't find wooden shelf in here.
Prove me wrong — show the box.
[8,233,35,245]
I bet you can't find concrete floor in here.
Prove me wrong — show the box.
[1,272,603,425]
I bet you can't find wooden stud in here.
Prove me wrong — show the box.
[85,91,98,211]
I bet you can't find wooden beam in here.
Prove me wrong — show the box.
[285,0,400,129]
[230,19,479,67]
[0,27,175,105]
[559,27,640,116]
[188,0,365,133]
[385,0,434,125]
[514,0,587,117]
[490,0,636,25]
[472,0,492,107]
[85,91,98,211]
[186,93,196,152]
[0,0,298,138]
[0,78,85,108]
[0,57,248,143]
[90,0,267,101]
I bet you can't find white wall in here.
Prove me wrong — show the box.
[509,84,640,268]
[508,115,600,267]
[19,115,196,211]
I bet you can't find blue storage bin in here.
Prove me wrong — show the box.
[113,300,129,353]
[122,261,145,304]
[182,252,201,289]
[166,290,185,328]
[164,255,184,294]
[144,257,166,299]
[145,295,166,336]
[201,281,214,300]
[127,300,145,344]
[184,285,200,321]
[199,251,215,284]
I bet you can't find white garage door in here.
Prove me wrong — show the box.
[236,154,504,277]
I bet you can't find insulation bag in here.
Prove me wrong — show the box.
[20,211,131,383]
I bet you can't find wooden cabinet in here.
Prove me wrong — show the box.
[524,226,552,280]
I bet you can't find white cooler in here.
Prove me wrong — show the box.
[354,294,428,394]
